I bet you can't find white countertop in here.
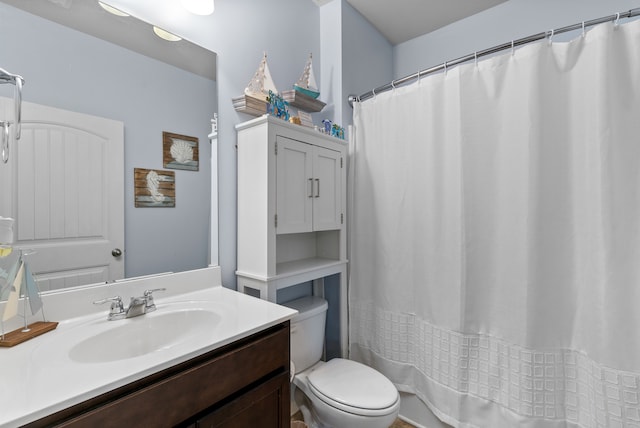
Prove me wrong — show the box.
[0,267,297,427]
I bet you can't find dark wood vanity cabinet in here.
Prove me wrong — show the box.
[193,372,289,428]
[27,322,290,428]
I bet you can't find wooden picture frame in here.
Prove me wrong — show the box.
[163,131,199,171]
[134,168,175,207]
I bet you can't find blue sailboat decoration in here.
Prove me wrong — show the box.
[293,53,320,99]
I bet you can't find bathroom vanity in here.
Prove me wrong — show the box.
[0,267,296,428]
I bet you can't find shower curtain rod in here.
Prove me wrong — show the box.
[348,7,640,106]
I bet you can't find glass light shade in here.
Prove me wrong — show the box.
[152,26,182,42]
[98,1,130,17]
[180,0,214,15]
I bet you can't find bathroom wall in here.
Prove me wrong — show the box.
[394,0,640,79]
[210,0,392,290]
[318,1,393,132]
[340,1,393,129]
[101,0,392,290]
[206,0,323,289]
[0,4,215,279]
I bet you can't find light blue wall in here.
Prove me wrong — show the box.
[0,4,215,279]
[394,0,640,80]
[205,0,321,289]
[203,0,390,289]
[341,1,393,128]
[319,0,343,129]
[318,0,393,130]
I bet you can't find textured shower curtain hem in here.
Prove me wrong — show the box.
[352,344,589,428]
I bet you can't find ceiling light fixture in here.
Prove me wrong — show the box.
[152,26,182,42]
[98,1,130,17]
[180,0,215,16]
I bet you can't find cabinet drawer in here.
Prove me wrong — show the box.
[52,323,290,428]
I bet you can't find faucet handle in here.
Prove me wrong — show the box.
[93,296,125,321]
[143,288,166,312]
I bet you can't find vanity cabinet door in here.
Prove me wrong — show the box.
[195,372,289,428]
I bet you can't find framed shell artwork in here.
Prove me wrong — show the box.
[163,131,199,171]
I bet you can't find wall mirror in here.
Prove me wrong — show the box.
[0,0,217,296]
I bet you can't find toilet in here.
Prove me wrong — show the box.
[283,296,400,428]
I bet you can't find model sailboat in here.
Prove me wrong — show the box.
[293,53,320,99]
[245,52,278,102]
[0,217,56,347]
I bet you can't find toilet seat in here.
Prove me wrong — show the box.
[307,359,399,417]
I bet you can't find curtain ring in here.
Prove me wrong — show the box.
[391,80,396,91]
[548,29,554,45]
[443,61,448,75]
[613,12,620,28]
[474,51,478,67]
[511,40,515,56]
[581,21,586,37]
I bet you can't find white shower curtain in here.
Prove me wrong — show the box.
[350,20,640,428]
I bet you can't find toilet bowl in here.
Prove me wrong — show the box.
[283,296,399,428]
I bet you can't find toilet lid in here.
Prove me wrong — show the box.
[307,359,399,414]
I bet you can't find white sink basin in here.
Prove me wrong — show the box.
[67,309,221,363]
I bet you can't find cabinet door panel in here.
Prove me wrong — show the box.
[196,373,289,428]
[313,146,342,231]
[276,137,313,234]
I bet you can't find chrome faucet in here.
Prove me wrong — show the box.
[125,296,148,318]
[142,288,165,313]
[92,296,126,321]
[93,288,166,320]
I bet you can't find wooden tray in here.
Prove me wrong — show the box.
[0,321,58,347]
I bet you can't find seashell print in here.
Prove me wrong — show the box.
[170,139,194,164]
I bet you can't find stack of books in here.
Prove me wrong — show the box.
[298,111,314,127]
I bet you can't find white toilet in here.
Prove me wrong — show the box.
[283,296,400,428]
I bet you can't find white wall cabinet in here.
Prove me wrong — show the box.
[276,136,342,234]
[236,115,348,356]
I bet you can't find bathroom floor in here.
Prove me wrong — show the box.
[291,411,416,428]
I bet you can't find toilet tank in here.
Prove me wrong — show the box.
[282,296,328,372]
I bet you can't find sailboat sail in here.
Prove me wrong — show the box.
[2,260,24,322]
[245,52,278,101]
[294,53,320,99]
[24,262,42,315]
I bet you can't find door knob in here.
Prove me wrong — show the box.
[112,248,123,257]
